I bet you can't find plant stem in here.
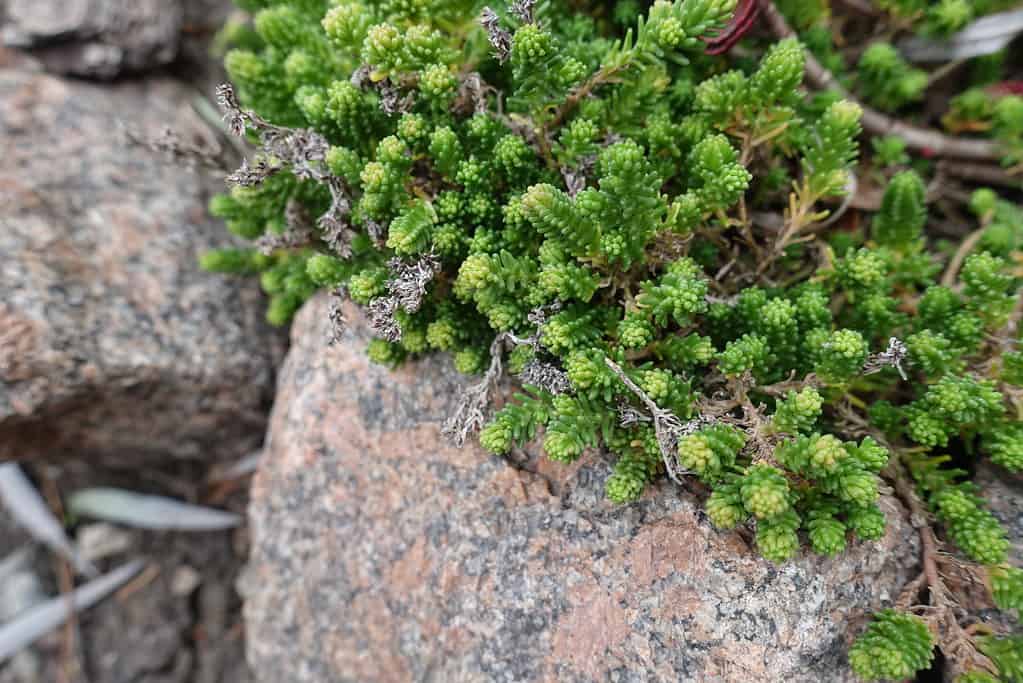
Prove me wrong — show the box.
[758,0,1000,161]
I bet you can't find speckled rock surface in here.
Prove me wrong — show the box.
[1,0,186,78]
[976,463,1023,564]
[1,0,234,79]
[0,66,282,464]
[244,293,922,683]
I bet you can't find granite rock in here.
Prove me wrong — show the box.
[0,66,281,464]
[1,0,235,79]
[1,0,185,78]
[243,293,922,683]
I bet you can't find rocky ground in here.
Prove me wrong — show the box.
[0,467,251,683]
[1,2,270,682]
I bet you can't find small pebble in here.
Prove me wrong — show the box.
[76,522,133,563]
[171,565,202,596]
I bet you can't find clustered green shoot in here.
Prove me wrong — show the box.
[199,0,1023,679]
[784,0,1023,168]
[945,87,1023,167]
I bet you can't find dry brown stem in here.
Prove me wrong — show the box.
[758,0,999,161]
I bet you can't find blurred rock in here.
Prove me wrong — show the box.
[178,0,238,94]
[0,549,44,622]
[2,0,183,79]
[76,523,134,564]
[0,549,45,683]
[243,294,922,683]
[975,462,1023,564]
[1,0,235,80]
[171,565,202,596]
[0,67,282,464]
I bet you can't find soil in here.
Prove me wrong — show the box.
[0,460,253,683]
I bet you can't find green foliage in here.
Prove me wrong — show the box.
[849,610,935,681]
[480,389,552,455]
[207,0,1021,631]
[923,0,974,36]
[944,89,1023,165]
[815,329,868,385]
[907,449,1011,566]
[801,100,862,197]
[677,423,746,482]
[933,487,1010,564]
[741,463,792,519]
[962,252,1017,329]
[904,374,1004,448]
[605,426,662,503]
[957,672,1001,683]
[768,387,822,434]
[991,565,1023,615]
[985,422,1023,472]
[871,135,910,168]
[637,258,709,327]
[977,635,1023,682]
[857,42,927,112]
[756,509,801,563]
[873,171,926,249]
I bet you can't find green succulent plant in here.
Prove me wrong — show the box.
[200,0,1023,679]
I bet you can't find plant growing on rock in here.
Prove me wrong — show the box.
[200,0,1023,678]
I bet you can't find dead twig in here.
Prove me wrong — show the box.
[758,0,1000,161]
[39,472,85,683]
[940,226,987,288]
[605,357,715,483]
[936,159,1023,189]
[885,458,942,602]
[114,563,161,603]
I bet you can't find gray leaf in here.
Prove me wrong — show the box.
[68,488,241,531]
[0,559,144,662]
[0,464,97,577]
[900,8,1023,62]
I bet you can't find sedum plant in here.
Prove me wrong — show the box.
[199,0,1023,679]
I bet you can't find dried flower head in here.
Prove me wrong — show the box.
[378,80,417,116]
[455,72,492,114]
[509,0,537,24]
[617,402,652,428]
[319,177,356,257]
[367,295,402,343]
[216,83,248,137]
[327,288,347,346]
[387,254,440,314]
[226,157,280,188]
[349,64,373,88]
[256,199,314,255]
[443,334,507,446]
[863,337,910,380]
[518,358,571,394]
[480,7,512,64]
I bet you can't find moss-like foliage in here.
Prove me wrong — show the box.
[201,1,1023,677]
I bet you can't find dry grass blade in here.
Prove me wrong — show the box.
[0,559,144,662]
[206,450,264,484]
[0,464,96,577]
[900,8,1023,62]
[68,488,241,531]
